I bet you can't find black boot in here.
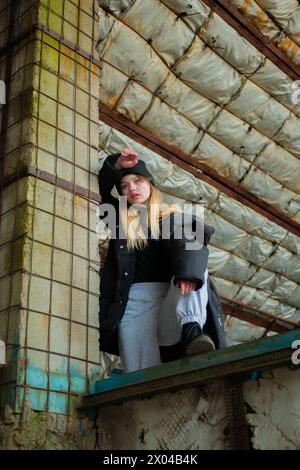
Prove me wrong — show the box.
[181,322,215,356]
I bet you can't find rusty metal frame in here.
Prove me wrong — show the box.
[201,0,300,80]
[222,300,298,333]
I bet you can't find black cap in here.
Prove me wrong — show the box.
[115,159,154,194]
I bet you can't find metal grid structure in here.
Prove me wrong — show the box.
[0,0,102,417]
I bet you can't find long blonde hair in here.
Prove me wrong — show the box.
[119,177,181,251]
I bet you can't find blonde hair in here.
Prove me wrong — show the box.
[119,177,181,251]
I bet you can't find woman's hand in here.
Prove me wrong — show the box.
[176,280,197,295]
[115,148,139,170]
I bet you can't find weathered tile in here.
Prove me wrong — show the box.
[41,43,59,74]
[49,0,63,16]
[73,195,88,226]
[58,78,75,108]
[70,322,86,360]
[55,188,73,220]
[37,149,56,174]
[69,357,86,378]
[72,255,88,290]
[0,310,8,340]
[4,308,23,344]
[89,229,99,262]
[27,311,49,349]
[64,1,78,26]
[50,316,69,355]
[74,166,89,189]
[39,94,57,127]
[33,209,53,244]
[32,241,52,277]
[89,265,99,295]
[76,113,89,143]
[51,281,71,319]
[76,64,89,92]
[63,21,78,45]
[90,70,99,98]
[49,354,69,392]
[90,122,99,147]
[76,88,89,116]
[40,68,58,100]
[49,11,63,36]
[71,287,87,323]
[0,210,15,245]
[26,349,48,389]
[54,217,72,251]
[35,179,55,213]
[88,327,100,363]
[60,53,75,82]
[11,271,22,306]
[1,178,27,214]
[73,224,88,257]
[88,293,99,328]
[49,371,69,392]
[57,130,74,161]
[78,32,92,55]
[74,139,88,168]
[57,158,73,182]
[38,4,48,28]
[27,388,47,411]
[53,249,71,284]
[48,391,68,413]
[79,10,93,34]
[49,353,68,375]
[29,277,51,313]
[38,121,56,154]
[58,103,74,135]
[89,96,98,123]
[0,277,10,311]
[0,243,11,277]
[15,204,33,239]
[70,374,86,394]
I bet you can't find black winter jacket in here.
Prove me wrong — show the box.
[98,153,226,357]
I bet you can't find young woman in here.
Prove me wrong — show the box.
[98,148,226,373]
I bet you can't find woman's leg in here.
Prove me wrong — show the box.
[118,282,169,372]
[158,269,209,347]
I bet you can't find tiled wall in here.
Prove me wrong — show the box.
[0,0,102,415]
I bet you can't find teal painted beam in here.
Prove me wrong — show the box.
[78,329,300,409]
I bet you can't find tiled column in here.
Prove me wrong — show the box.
[0,0,103,419]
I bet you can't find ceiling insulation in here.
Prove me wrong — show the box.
[229,0,300,67]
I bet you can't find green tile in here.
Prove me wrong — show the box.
[40,68,58,100]
[27,388,47,411]
[48,390,68,413]
[41,43,59,74]
[50,0,63,16]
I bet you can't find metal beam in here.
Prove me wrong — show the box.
[78,328,300,409]
[222,300,298,333]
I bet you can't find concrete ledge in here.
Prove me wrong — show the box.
[78,329,300,409]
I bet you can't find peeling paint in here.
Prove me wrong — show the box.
[244,367,300,449]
